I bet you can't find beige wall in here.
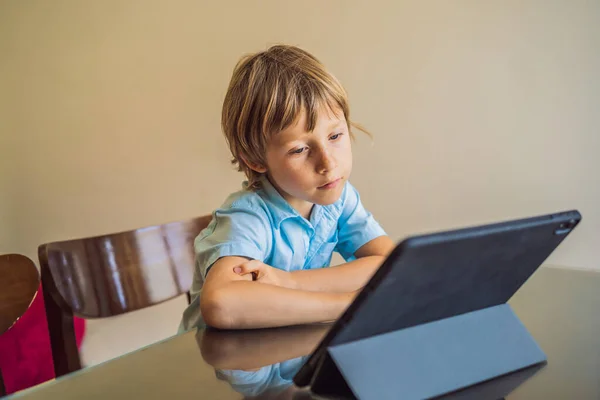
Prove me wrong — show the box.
[0,156,13,254]
[1,0,598,364]
[0,136,15,255]
[2,0,598,269]
[0,54,16,254]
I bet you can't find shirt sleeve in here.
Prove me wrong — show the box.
[195,205,272,278]
[335,182,387,261]
[215,366,283,397]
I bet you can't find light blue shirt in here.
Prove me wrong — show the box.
[215,356,307,397]
[179,176,386,331]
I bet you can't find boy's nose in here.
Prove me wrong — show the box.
[317,150,337,174]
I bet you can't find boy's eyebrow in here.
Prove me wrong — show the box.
[275,118,347,145]
[273,131,305,146]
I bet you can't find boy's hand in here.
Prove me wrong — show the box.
[233,260,298,290]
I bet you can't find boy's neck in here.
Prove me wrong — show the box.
[264,175,315,220]
[296,203,315,221]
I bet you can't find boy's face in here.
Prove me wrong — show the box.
[258,105,353,218]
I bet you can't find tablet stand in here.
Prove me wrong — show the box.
[310,304,546,400]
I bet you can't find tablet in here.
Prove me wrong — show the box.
[294,210,581,388]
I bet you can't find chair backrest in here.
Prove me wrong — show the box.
[38,214,212,377]
[39,214,212,318]
[0,254,39,396]
[0,254,40,335]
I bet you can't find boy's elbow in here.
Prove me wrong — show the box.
[200,290,236,329]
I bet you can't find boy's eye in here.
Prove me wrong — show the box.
[290,147,307,155]
[330,133,343,141]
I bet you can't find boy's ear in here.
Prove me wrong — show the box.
[240,155,267,174]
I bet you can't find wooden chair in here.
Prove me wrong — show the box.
[0,254,40,396]
[38,215,212,378]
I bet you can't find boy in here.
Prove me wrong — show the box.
[180,44,394,331]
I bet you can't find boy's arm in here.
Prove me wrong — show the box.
[235,236,395,293]
[201,256,357,330]
[290,235,396,292]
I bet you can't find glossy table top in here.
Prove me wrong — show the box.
[8,266,600,399]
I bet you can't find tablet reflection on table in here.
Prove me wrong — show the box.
[435,362,546,400]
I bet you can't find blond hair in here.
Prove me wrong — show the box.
[221,44,367,190]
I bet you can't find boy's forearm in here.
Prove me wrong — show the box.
[290,256,385,292]
[201,281,354,329]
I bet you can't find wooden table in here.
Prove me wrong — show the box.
[7,266,600,399]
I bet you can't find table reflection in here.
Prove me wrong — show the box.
[196,323,546,400]
[197,323,330,399]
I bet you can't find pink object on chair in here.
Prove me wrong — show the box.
[0,284,85,395]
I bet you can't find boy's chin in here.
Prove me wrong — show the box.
[311,190,344,206]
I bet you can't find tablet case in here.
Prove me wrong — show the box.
[295,210,581,399]
[311,305,545,399]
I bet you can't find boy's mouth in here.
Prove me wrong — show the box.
[318,178,342,190]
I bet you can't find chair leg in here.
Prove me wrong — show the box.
[42,277,81,378]
[0,368,5,396]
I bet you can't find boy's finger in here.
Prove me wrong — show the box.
[233,265,253,274]
[233,260,261,275]
[244,260,264,270]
